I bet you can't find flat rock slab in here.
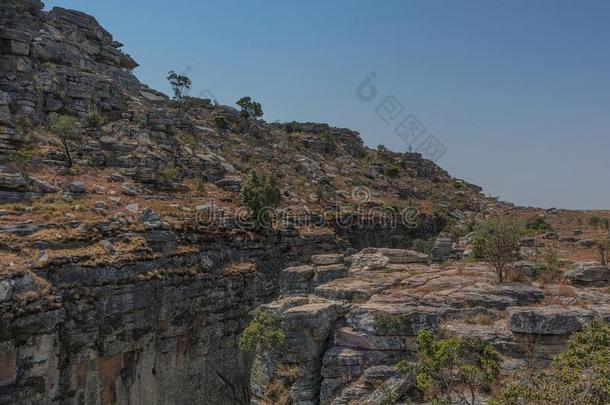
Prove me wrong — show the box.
[507,305,596,335]
[423,283,545,310]
[334,327,413,351]
[314,273,399,302]
[348,303,441,336]
[444,321,521,357]
[311,253,344,266]
[282,302,346,332]
[359,247,429,264]
[280,265,314,294]
[313,264,348,286]
[564,263,610,286]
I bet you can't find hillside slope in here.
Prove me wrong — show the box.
[1,2,608,405]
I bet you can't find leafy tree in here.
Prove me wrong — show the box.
[500,320,610,405]
[239,310,286,353]
[239,171,281,229]
[166,70,192,101]
[398,330,501,405]
[49,113,80,168]
[236,96,263,126]
[595,232,610,266]
[472,218,521,283]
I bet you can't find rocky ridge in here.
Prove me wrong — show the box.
[253,248,610,404]
[0,2,609,405]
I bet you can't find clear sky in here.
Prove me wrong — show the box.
[43,0,610,210]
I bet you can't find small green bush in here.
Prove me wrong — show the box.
[398,330,501,405]
[239,310,286,353]
[501,320,610,405]
[526,215,552,233]
[537,247,561,283]
[383,165,401,178]
[49,113,80,168]
[87,111,105,127]
[239,171,281,229]
[160,167,178,180]
[10,148,32,174]
[285,121,303,133]
[589,215,610,230]
[412,238,434,255]
[214,116,229,130]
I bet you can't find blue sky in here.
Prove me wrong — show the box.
[44,0,610,209]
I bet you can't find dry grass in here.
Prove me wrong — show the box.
[260,379,292,405]
[557,283,577,297]
[463,312,495,325]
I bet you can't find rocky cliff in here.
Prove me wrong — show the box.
[1,2,608,405]
[0,2,475,404]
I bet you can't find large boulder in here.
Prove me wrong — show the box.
[348,303,441,336]
[431,236,453,261]
[0,172,27,190]
[507,305,596,335]
[564,262,610,286]
[349,252,389,271]
[359,248,429,264]
[280,265,314,294]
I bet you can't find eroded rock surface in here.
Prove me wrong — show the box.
[251,247,610,404]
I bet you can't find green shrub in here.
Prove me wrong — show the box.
[537,247,561,283]
[288,137,305,151]
[383,165,401,178]
[526,215,552,233]
[412,238,434,255]
[472,218,521,283]
[501,320,610,405]
[285,121,303,133]
[9,148,32,174]
[49,113,80,168]
[214,116,229,130]
[589,215,610,230]
[398,330,501,405]
[193,177,205,192]
[239,171,281,229]
[238,310,286,353]
[160,167,178,180]
[87,111,105,127]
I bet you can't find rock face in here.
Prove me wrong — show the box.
[1,2,601,405]
[431,236,453,261]
[564,262,610,286]
[251,251,610,403]
[508,305,596,335]
[0,3,140,159]
[0,231,346,405]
